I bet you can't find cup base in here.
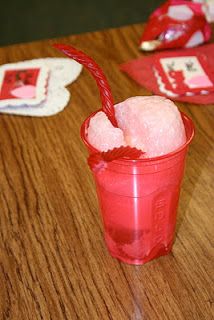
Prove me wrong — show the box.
[107,243,173,265]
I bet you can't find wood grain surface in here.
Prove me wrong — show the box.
[0,23,213,320]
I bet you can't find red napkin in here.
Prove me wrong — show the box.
[120,44,214,104]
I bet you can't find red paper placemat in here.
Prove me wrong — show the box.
[120,44,214,104]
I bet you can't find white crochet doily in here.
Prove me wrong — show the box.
[0,58,82,116]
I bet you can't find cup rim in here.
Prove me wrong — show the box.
[80,109,195,163]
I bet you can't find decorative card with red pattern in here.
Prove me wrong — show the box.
[154,54,214,96]
[120,43,214,104]
[0,62,48,108]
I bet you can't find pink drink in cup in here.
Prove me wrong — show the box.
[81,101,194,265]
[53,44,194,265]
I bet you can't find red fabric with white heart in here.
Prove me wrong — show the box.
[139,0,212,51]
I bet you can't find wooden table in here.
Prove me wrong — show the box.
[0,23,213,320]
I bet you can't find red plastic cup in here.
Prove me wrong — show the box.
[81,110,194,265]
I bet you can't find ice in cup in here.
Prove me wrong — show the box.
[81,96,194,265]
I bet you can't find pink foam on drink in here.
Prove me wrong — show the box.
[87,111,125,152]
[87,96,186,157]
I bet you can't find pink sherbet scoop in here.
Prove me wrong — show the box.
[87,96,186,158]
